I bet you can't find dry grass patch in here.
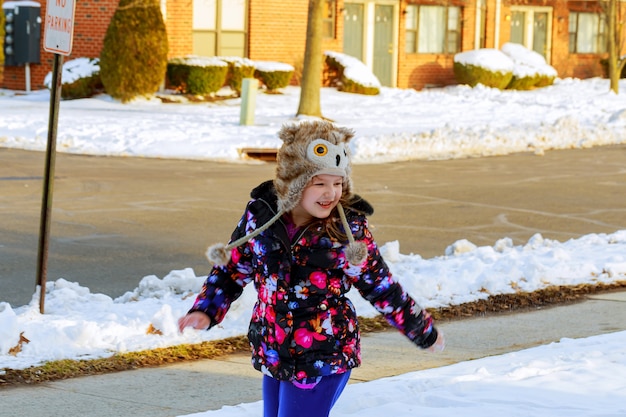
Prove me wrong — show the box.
[2,281,625,386]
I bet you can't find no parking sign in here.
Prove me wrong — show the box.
[38,0,76,314]
[43,0,75,55]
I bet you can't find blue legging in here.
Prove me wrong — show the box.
[262,371,351,417]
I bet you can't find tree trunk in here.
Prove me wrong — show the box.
[297,0,324,118]
[607,0,619,93]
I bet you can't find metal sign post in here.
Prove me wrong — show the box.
[37,0,76,313]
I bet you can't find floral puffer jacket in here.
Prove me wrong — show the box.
[190,180,438,382]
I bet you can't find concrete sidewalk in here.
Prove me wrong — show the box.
[1,291,625,417]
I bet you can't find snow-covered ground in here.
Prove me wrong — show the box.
[183,330,626,417]
[1,78,625,163]
[1,78,625,416]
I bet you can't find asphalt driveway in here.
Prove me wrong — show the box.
[1,145,625,307]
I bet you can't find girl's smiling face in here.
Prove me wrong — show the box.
[290,174,343,226]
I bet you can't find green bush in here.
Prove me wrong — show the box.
[44,58,102,99]
[220,57,255,96]
[507,73,555,90]
[324,52,380,95]
[167,56,228,95]
[535,75,556,87]
[253,61,294,92]
[61,76,103,99]
[256,70,293,91]
[500,43,557,90]
[340,77,380,95]
[99,0,169,102]
[453,62,513,89]
[507,74,541,90]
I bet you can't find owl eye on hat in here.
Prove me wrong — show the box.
[206,120,367,267]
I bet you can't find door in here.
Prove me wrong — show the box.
[510,11,526,47]
[373,4,393,86]
[509,7,552,60]
[532,12,548,58]
[343,3,364,61]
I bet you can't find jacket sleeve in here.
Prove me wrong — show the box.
[347,217,438,349]
[188,203,256,328]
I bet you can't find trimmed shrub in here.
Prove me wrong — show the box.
[167,56,228,95]
[507,70,555,90]
[501,43,557,90]
[220,57,255,96]
[324,51,380,95]
[507,73,542,90]
[453,49,514,89]
[43,58,103,99]
[340,77,380,95]
[253,61,294,92]
[534,75,557,87]
[453,62,513,89]
[99,0,169,102]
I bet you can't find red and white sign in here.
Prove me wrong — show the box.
[44,0,76,55]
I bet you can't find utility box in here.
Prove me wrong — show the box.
[3,2,41,66]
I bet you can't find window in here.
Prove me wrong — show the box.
[569,12,607,53]
[323,0,337,39]
[405,4,461,54]
[192,0,248,57]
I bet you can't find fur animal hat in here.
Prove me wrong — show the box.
[274,120,354,212]
[206,120,367,266]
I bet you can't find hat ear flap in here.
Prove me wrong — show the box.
[278,123,300,145]
[332,126,355,144]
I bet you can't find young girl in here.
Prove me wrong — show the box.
[178,120,445,417]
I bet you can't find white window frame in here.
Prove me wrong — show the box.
[405,4,462,54]
[509,6,553,62]
[323,0,337,39]
[192,0,248,56]
[568,11,608,54]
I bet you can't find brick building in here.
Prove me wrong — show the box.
[2,0,624,91]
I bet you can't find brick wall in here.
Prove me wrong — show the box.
[0,0,190,91]
[248,0,343,84]
[165,0,192,58]
[249,1,342,63]
[2,0,621,92]
[2,0,118,90]
[248,0,308,67]
[398,0,624,90]
[397,0,473,90]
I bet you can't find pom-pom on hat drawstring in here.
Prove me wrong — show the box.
[337,202,368,266]
[206,209,285,266]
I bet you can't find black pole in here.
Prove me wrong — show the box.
[36,53,64,314]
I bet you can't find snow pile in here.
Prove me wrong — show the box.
[1,231,625,370]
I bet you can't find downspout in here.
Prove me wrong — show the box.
[494,0,501,49]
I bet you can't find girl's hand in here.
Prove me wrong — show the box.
[427,329,446,353]
[178,311,211,333]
